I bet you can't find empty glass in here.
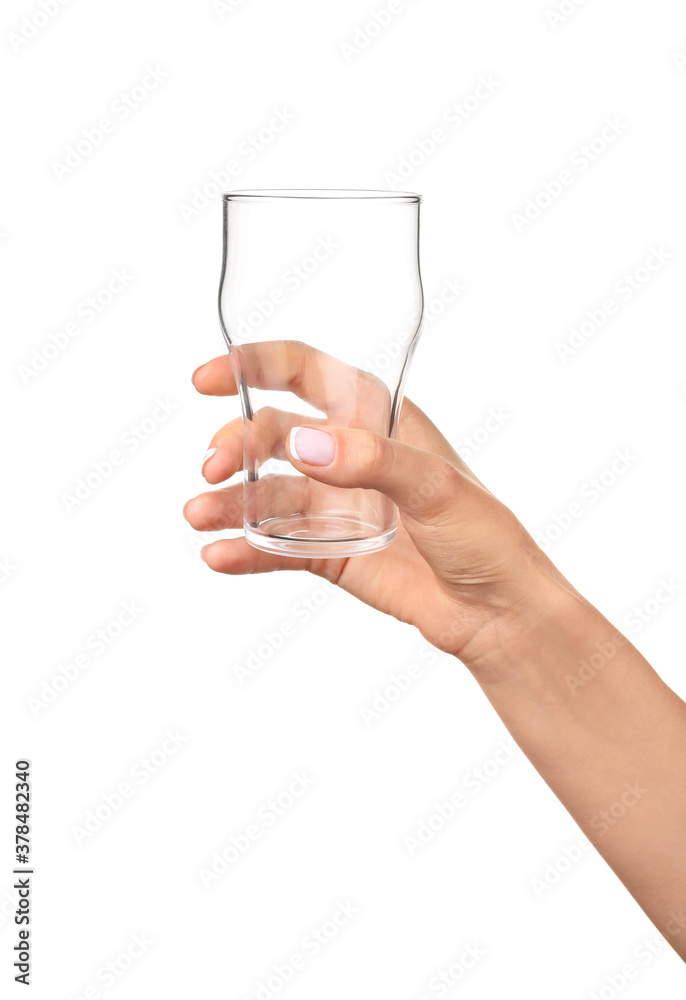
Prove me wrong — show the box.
[218,189,424,558]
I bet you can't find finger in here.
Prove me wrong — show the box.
[284,423,514,589]
[194,352,487,491]
[192,354,238,396]
[196,342,390,424]
[285,423,488,526]
[184,485,243,532]
[197,395,475,493]
[237,340,363,416]
[202,415,244,484]
[203,407,328,485]
[186,475,315,531]
[200,535,343,579]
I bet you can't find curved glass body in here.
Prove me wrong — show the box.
[218,189,424,557]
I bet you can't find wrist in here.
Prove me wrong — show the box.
[456,562,607,689]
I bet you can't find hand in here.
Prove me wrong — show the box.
[184,345,572,666]
[185,347,686,958]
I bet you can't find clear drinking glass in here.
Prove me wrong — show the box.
[218,189,424,558]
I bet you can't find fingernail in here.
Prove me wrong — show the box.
[192,363,207,385]
[201,447,217,473]
[289,427,335,466]
[183,498,198,522]
[200,545,210,562]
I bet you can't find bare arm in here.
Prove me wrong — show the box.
[188,351,686,959]
[460,576,686,957]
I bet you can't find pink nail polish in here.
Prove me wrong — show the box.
[289,427,335,466]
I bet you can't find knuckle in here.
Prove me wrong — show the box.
[255,405,278,426]
[358,431,393,479]
[356,369,391,412]
[287,340,309,391]
[212,414,242,445]
[405,458,460,514]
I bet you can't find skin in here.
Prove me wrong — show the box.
[185,349,686,961]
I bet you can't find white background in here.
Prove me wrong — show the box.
[2,0,686,997]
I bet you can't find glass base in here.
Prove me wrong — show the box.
[245,516,396,558]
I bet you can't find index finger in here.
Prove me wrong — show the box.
[192,354,238,396]
[193,341,390,423]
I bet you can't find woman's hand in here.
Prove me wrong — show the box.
[184,349,577,668]
[185,348,686,960]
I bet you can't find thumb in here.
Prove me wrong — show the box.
[286,424,474,524]
[285,424,531,609]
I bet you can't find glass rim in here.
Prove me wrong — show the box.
[222,188,422,203]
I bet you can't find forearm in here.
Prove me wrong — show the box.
[461,575,686,959]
